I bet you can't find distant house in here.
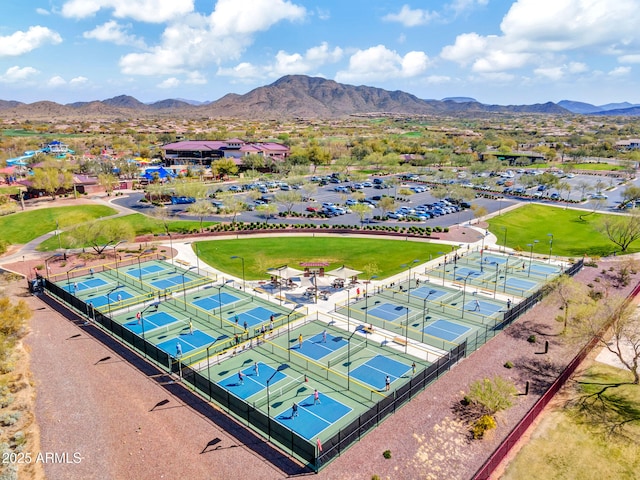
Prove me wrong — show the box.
[161,139,290,168]
[615,139,640,151]
[479,150,545,165]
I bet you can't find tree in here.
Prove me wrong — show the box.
[211,158,238,179]
[186,200,215,232]
[377,196,396,217]
[467,376,518,415]
[0,296,31,370]
[576,180,594,200]
[98,173,119,196]
[31,167,74,200]
[307,143,331,172]
[173,180,208,200]
[256,203,278,222]
[68,220,135,254]
[598,211,640,253]
[351,203,371,226]
[619,185,640,209]
[470,204,488,224]
[275,190,302,215]
[546,275,588,333]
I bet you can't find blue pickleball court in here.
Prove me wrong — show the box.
[64,277,109,293]
[453,267,484,281]
[350,355,411,391]
[123,311,183,335]
[291,332,348,361]
[151,274,195,290]
[85,288,134,308]
[125,264,165,279]
[423,319,470,342]
[463,299,504,315]
[366,302,407,322]
[410,286,449,300]
[192,292,241,310]
[229,307,280,329]
[157,329,216,356]
[218,363,288,399]
[275,392,352,440]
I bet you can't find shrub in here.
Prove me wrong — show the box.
[472,415,497,439]
[504,361,513,369]
[527,334,537,343]
[383,450,392,459]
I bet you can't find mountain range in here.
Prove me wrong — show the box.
[0,75,638,119]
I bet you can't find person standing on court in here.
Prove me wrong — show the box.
[298,333,303,349]
[189,319,193,335]
[254,362,259,377]
[411,362,416,376]
[117,293,122,303]
[507,299,512,309]
[176,341,182,358]
[385,375,390,391]
[474,299,481,311]
[136,311,142,324]
[313,389,321,405]
[238,371,244,385]
[292,402,298,418]
[322,329,327,343]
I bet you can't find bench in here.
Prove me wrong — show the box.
[363,325,375,334]
[176,259,190,267]
[253,287,268,295]
[393,336,408,346]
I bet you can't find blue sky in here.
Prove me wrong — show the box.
[1,0,639,105]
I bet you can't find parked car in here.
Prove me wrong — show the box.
[306,206,319,212]
[170,196,196,204]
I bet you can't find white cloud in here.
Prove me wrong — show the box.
[61,0,194,23]
[336,45,429,82]
[441,0,640,75]
[157,77,180,88]
[425,75,452,84]
[119,0,306,76]
[217,62,262,79]
[48,76,67,87]
[70,76,89,85]
[0,26,62,57]
[609,66,631,76]
[619,54,640,64]
[84,21,146,48]
[185,71,207,84]
[36,8,50,15]
[447,0,488,15]
[0,66,39,83]
[383,5,438,27]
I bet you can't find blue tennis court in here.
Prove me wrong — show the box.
[125,264,165,279]
[453,267,484,280]
[218,362,288,399]
[230,307,279,329]
[85,288,134,308]
[410,286,449,300]
[350,355,411,391]
[529,264,560,276]
[192,292,241,310]
[151,275,194,290]
[291,333,347,361]
[64,277,109,293]
[463,299,504,315]
[157,329,216,356]
[276,393,352,440]
[367,302,407,322]
[424,319,471,342]
[481,255,508,265]
[123,311,184,335]
[505,277,537,291]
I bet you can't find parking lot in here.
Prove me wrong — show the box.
[115,169,637,228]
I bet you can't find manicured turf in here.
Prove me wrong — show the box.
[0,205,116,245]
[38,213,217,251]
[488,204,640,257]
[195,237,450,280]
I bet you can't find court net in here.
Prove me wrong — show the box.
[327,341,368,369]
[253,374,304,409]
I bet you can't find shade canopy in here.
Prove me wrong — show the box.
[268,265,305,279]
[325,265,362,279]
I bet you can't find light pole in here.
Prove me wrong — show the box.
[501,226,507,253]
[461,272,473,319]
[480,236,486,272]
[55,220,62,251]
[180,266,197,310]
[112,240,125,278]
[140,300,160,344]
[403,307,409,353]
[168,233,174,268]
[346,329,359,390]
[106,284,123,316]
[286,304,304,361]
[266,364,289,440]
[547,233,554,263]
[230,255,245,291]
[195,243,200,275]
[401,259,420,302]
[438,251,446,285]
[421,290,436,343]
[364,275,378,326]
[527,240,539,277]
[137,252,144,287]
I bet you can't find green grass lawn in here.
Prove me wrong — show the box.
[0,205,116,245]
[502,364,640,479]
[487,204,639,257]
[38,213,216,251]
[573,163,623,171]
[195,237,449,280]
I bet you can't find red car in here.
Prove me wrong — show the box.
[306,206,319,212]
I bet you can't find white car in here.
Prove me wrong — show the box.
[590,193,608,200]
